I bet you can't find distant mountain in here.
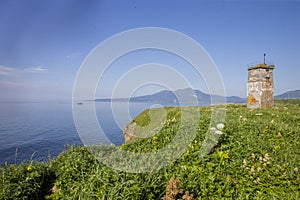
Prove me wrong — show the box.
[95,88,246,104]
[275,90,300,99]
[94,88,300,104]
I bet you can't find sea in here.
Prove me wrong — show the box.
[0,101,168,165]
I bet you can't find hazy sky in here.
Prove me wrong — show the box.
[0,0,299,101]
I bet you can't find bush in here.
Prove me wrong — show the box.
[0,161,54,200]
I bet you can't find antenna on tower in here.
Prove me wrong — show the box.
[264,53,266,64]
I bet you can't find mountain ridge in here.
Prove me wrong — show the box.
[94,88,300,104]
[275,89,300,99]
[95,88,245,104]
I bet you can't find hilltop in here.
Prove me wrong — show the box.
[0,99,299,199]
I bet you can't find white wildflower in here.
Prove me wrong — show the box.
[257,167,262,172]
[216,123,225,130]
[294,168,298,172]
[209,127,217,132]
[215,130,223,135]
[256,177,261,184]
[243,159,247,168]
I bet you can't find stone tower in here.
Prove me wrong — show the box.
[247,63,275,108]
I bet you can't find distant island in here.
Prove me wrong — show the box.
[94,88,300,104]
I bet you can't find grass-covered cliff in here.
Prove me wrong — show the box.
[1,100,299,199]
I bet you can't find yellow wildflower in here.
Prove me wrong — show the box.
[152,136,158,140]
[119,144,125,150]
[26,167,33,172]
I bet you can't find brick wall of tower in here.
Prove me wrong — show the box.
[247,67,274,108]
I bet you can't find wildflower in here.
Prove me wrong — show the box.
[119,144,125,150]
[256,177,261,184]
[277,132,282,138]
[209,127,217,132]
[181,165,187,170]
[282,172,287,178]
[215,130,222,135]
[52,185,61,194]
[243,159,247,168]
[271,119,274,124]
[216,123,225,130]
[264,153,270,161]
[257,167,262,172]
[251,166,255,173]
[255,113,263,116]
[152,136,158,140]
[26,167,33,172]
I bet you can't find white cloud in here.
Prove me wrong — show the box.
[0,65,15,76]
[0,65,48,76]
[24,66,48,73]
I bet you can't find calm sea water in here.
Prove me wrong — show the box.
[0,101,160,165]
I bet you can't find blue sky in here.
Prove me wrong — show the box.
[0,0,299,101]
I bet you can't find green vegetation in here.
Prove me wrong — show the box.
[275,98,300,106]
[1,100,299,199]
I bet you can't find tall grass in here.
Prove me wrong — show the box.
[1,100,299,199]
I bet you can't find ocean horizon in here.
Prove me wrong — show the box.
[0,101,186,165]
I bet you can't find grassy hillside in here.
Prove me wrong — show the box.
[1,100,299,199]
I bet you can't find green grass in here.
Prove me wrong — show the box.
[1,100,299,199]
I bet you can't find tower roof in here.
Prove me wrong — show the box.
[248,63,275,71]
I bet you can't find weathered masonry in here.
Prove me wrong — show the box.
[247,63,275,108]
